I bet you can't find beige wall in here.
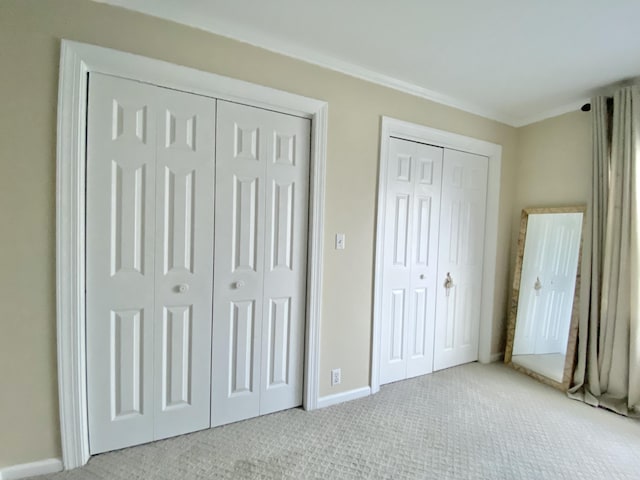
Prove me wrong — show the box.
[0,0,523,468]
[514,111,591,213]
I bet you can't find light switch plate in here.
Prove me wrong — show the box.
[335,233,345,250]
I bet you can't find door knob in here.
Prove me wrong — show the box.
[419,274,425,280]
[444,273,454,289]
[177,284,189,293]
[534,277,542,296]
[444,273,454,297]
[233,280,246,289]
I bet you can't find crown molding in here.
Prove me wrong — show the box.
[511,98,589,127]
[200,20,518,125]
[94,1,582,127]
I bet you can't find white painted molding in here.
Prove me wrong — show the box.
[303,102,328,412]
[91,1,523,127]
[200,22,590,128]
[512,98,589,127]
[56,39,327,469]
[196,25,516,126]
[371,116,502,394]
[490,352,505,363]
[56,40,91,470]
[94,1,584,127]
[316,387,371,409]
[0,458,63,480]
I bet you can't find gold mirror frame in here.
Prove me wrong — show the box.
[504,206,586,391]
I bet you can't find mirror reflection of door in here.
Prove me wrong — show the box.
[511,211,583,384]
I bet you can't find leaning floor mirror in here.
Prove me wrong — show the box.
[505,206,586,391]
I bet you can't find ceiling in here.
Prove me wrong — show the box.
[95,0,640,127]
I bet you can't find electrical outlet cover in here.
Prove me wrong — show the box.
[331,368,341,386]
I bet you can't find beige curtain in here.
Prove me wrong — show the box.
[569,87,640,417]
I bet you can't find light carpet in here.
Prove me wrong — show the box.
[38,363,640,479]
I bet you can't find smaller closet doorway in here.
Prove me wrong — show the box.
[371,117,502,394]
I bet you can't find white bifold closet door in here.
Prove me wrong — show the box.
[211,100,310,426]
[86,73,215,454]
[433,149,488,371]
[379,138,443,385]
[379,138,489,385]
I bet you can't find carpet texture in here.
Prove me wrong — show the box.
[38,363,640,479]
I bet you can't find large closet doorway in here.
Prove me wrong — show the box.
[371,117,501,392]
[85,73,310,453]
[57,40,326,469]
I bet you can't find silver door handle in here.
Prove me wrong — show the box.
[233,280,246,289]
[177,284,189,293]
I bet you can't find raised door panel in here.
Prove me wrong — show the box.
[153,89,216,439]
[160,306,193,409]
[433,149,488,371]
[230,300,257,395]
[260,113,310,415]
[109,309,145,419]
[86,73,156,453]
[233,176,260,272]
[405,285,433,378]
[211,101,266,426]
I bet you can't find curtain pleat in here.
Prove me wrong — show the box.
[628,87,640,414]
[569,88,640,417]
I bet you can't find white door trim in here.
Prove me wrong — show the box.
[371,116,501,394]
[56,40,327,470]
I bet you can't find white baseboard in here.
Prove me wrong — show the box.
[316,386,371,409]
[490,352,505,363]
[0,458,63,480]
